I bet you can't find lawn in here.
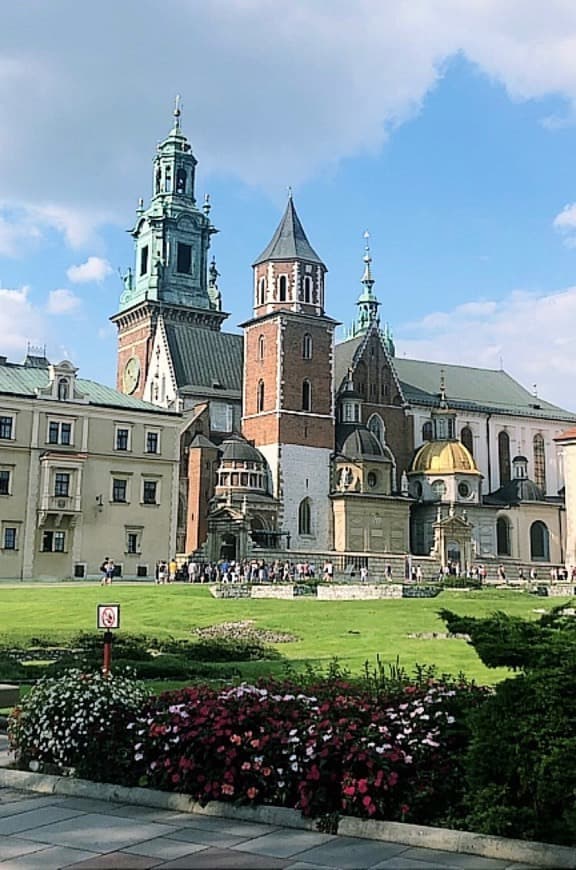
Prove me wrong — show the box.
[0,584,568,684]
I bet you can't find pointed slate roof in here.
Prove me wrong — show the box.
[253,197,325,266]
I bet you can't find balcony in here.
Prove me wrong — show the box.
[39,494,82,514]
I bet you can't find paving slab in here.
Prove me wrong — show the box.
[293,836,409,868]
[231,829,337,859]
[0,835,52,861]
[2,844,96,868]
[15,812,180,851]
[371,856,458,869]
[159,847,289,868]
[52,796,132,814]
[398,846,513,868]
[64,851,159,869]
[0,805,83,835]
[0,795,62,818]
[166,826,258,848]
[123,837,209,860]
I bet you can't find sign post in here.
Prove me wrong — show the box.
[97,604,120,676]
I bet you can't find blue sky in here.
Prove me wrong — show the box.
[2,2,576,408]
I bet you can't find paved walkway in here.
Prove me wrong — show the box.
[0,784,538,870]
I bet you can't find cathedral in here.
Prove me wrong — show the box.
[112,106,576,570]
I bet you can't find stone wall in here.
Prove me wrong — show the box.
[317,583,403,600]
[251,584,295,599]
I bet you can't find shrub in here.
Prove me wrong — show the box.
[8,669,148,783]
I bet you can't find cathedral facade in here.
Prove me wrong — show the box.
[113,109,576,569]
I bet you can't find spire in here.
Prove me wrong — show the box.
[439,368,448,409]
[252,196,324,266]
[172,94,182,132]
[431,369,456,440]
[361,231,375,292]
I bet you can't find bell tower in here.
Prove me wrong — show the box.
[111,98,226,398]
[242,195,337,550]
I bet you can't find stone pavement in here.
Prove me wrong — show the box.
[0,785,540,870]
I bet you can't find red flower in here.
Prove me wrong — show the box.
[247,786,259,799]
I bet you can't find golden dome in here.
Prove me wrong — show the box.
[410,440,480,475]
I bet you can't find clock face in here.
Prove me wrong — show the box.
[123,356,141,394]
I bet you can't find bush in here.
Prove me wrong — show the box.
[8,669,148,783]
[440,606,576,845]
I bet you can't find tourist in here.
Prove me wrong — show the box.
[168,558,177,583]
[360,565,368,582]
[104,559,115,585]
[99,557,109,586]
[158,560,168,584]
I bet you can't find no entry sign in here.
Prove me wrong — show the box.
[97,604,121,630]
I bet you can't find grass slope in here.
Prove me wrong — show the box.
[0,585,568,684]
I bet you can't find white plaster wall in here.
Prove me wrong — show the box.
[279,444,332,551]
[561,444,576,569]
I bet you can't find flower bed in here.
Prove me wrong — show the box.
[130,677,485,827]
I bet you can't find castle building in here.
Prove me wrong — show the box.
[112,108,576,569]
[0,351,182,580]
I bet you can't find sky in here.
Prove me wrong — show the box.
[2,1,576,408]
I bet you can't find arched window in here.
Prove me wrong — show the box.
[176,168,187,194]
[461,426,474,456]
[498,431,511,485]
[257,379,265,413]
[302,379,311,411]
[530,521,550,561]
[533,433,546,492]
[57,378,69,401]
[496,516,511,556]
[298,498,311,536]
[368,414,385,446]
[258,277,266,306]
[303,275,312,303]
[155,165,161,194]
[279,275,287,302]
[258,335,265,361]
[302,333,312,359]
[164,166,172,193]
[422,421,433,442]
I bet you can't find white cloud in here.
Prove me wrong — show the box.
[0,286,45,354]
[2,1,576,217]
[46,288,81,315]
[396,284,576,410]
[0,204,111,257]
[67,256,112,283]
[553,202,576,246]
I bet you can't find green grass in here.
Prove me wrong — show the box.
[0,584,569,685]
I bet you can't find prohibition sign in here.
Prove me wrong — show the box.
[97,604,120,630]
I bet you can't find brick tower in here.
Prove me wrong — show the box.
[241,194,337,550]
[111,98,225,399]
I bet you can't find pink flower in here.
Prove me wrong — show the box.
[247,786,259,799]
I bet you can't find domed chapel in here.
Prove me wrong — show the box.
[112,107,575,570]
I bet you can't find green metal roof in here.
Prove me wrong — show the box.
[252,197,325,267]
[0,362,179,415]
[394,358,576,421]
[334,340,576,422]
[165,323,243,394]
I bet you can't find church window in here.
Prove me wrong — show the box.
[257,380,265,413]
[140,245,149,276]
[57,378,69,401]
[258,335,265,360]
[367,471,378,489]
[422,421,433,442]
[177,243,192,274]
[458,481,470,498]
[368,414,385,446]
[498,431,511,485]
[164,167,172,193]
[258,278,266,305]
[298,498,312,536]
[176,168,187,194]
[530,520,549,561]
[279,275,287,302]
[461,426,474,456]
[431,479,446,500]
[533,433,546,492]
[496,516,511,556]
[302,379,312,412]
[155,165,161,194]
[302,333,312,359]
[303,275,312,303]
